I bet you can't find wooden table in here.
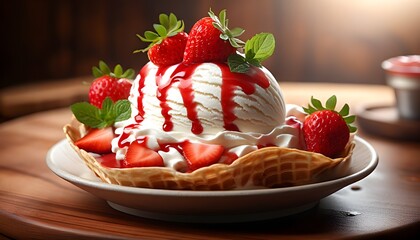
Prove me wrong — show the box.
[1,83,419,239]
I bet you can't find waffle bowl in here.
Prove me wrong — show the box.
[64,120,355,190]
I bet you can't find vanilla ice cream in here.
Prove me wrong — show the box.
[112,62,302,171]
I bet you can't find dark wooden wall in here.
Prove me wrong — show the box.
[2,0,419,88]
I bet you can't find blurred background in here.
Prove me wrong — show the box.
[1,0,420,88]
[0,0,419,122]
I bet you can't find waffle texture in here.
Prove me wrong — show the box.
[64,120,354,190]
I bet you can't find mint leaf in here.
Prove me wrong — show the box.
[101,97,113,114]
[228,33,275,73]
[71,102,103,128]
[71,98,131,128]
[245,33,275,62]
[227,54,250,73]
[100,98,116,126]
[114,100,131,122]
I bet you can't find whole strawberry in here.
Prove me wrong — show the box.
[135,13,188,67]
[183,9,244,64]
[89,61,134,108]
[303,96,357,158]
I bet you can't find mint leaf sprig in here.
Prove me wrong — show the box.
[228,33,275,73]
[92,60,135,79]
[71,97,131,129]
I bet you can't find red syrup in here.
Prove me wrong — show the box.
[95,153,122,168]
[218,64,270,131]
[114,62,273,166]
[133,62,271,134]
[118,123,140,148]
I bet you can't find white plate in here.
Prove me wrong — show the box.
[46,136,378,223]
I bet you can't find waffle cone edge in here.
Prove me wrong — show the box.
[63,120,354,190]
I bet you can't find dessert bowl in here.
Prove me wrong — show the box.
[46,136,377,223]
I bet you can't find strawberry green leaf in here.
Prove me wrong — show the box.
[99,61,111,75]
[303,104,317,114]
[114,64,123,77]
[135,13,184,52]
[349,125,357,133]
[325,95,337,110]
[344,115,356,124]
[218,9,226,28]
[303,95,358,133]
[92,66,102,78]
[154,24,167,37]
[228,33,275,73]
[121,69,135,79]
[71,98,131,128]
[339,103,350,116]
[209,9,244,49]
[143,31,159,41]
[169,13,176,26]
[230,27,245,37]
[311,96,324,110]
[92,61,135,80]
[159,13,169,29]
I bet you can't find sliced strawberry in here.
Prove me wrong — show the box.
[182,141,224,171]
[95,153,123,168]
[219,151,238,165]
[123,141,164,168]
[75,127,114,154]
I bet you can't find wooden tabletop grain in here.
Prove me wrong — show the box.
[0,83,419,239]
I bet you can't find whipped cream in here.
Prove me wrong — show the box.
[111,62,304,171]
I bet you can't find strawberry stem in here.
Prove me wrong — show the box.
[208,9,245,48]
[92,60,135,79]
[134,13,185,53]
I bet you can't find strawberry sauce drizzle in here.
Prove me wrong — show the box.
[170,64,203,134]
[155,66,174,131]
[118,123,140,148]
[218,64,270,130]
[134,63,150,122]
[133,62,270,134]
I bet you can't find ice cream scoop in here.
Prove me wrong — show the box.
[127,62,286,135]
[111,61,300,168]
